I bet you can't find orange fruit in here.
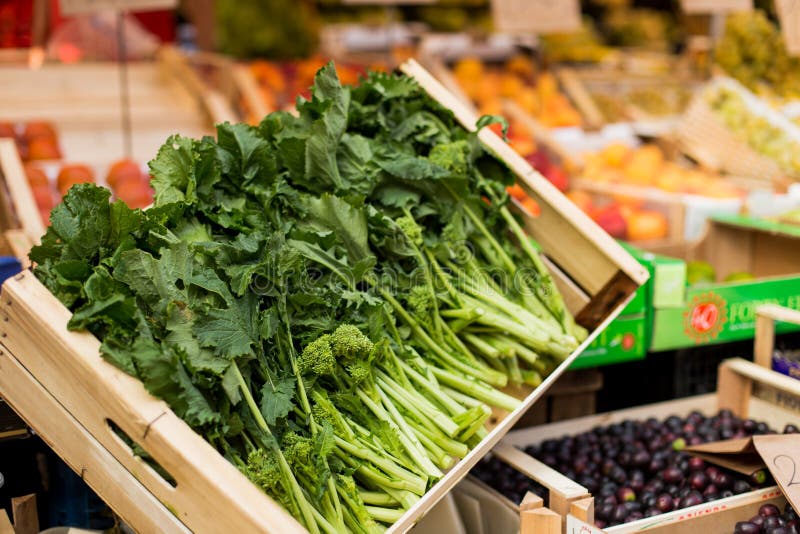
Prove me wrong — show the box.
[520,197,541,218]
[24,164,49,187]
[57,164,94,195]
[506,184,528,201]
[23,121,57,142]
[626,210,668,241]
[31,185,55,210]
[106,159,142,189]
[27,137,61,160]
[114,176,153,209]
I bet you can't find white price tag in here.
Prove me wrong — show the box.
[491,0,581,34]
[679,0,752,13]
[60,0,177,15]
[776,0,800,56]
[566,515,604,534]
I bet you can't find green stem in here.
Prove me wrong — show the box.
[334,437,428,495]
[376,372,460,437]
[232,364,320,534]
[376,286,507,387]
[359,491,399,507]
[429,366,520,412]
[357,387,442,479]
[367,506,405,524]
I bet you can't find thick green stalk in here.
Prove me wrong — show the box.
[334,437,427,495]
[429,366,520,412]
[359,491,399,507]
[424,249,463,306]
[357,388,442,479]
[232,365,319,534]
[376,373,460,437]
[406,419,469,458]
[395,359,467,416]
[463,332,502,359]
[376,287,507,387]
[367,506,405,524]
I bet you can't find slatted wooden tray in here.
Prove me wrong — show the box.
[0,59,648,533]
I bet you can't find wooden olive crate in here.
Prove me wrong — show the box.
[0,59,647,533]
[519,489,786,534]
[0,47,236,165]
[491,304,800,533]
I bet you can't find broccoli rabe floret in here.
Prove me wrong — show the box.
[407,286,432,319]
[395,215,423,246]
[330,324,373,362]
[298,334,336,376]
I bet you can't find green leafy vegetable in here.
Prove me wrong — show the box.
[30,62,585,533]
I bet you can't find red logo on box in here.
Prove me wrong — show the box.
[683,292,728,343]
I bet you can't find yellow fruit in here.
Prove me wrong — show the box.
[600,143,630,168]
[623,145,664,184]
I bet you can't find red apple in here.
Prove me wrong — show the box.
[594,205,628,239]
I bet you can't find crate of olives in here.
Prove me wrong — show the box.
[474,357,800,532]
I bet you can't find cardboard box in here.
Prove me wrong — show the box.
[648,215,800,351]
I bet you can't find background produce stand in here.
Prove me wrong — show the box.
[0,46,236,165]
[0,60,648,533]
[483,304,800,532]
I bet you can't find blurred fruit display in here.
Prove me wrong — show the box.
[23,159,153,224]
[706,85,800,178]
[451,55,583,128]
[0,121,63,162]
[582,143,744,199]
[247,57,385,120]
[715,10,800,100]
[538,18,614,63]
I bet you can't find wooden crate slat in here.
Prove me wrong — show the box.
[0,140,44,245]
[0,346,188,534]
[0,272,306,534]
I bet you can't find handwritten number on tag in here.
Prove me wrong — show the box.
[774,454,800,487]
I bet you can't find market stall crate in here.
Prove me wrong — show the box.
[555,65,700,134]
[0,46,236,166]
[486,314,800,532]
[647,215,800,351]
[676,77,800,190]
[0,59,648,533]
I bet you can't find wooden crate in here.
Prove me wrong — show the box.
[494,307,800,532]
[676,77,800,189]
[556,66,699,129]
[519,489,786,534]
[0,59,647,533]
[0,48,237,166]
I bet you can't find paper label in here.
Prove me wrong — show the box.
[60,0,177,15]
[491,0,581,34]
[566,514,604,534]
[753,434,800,513]
[776,0,800,56]
[679,0,752,13]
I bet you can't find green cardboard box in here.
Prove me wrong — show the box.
[648,215,800,351]
[571,313,647,369]
[571,242,654,368]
